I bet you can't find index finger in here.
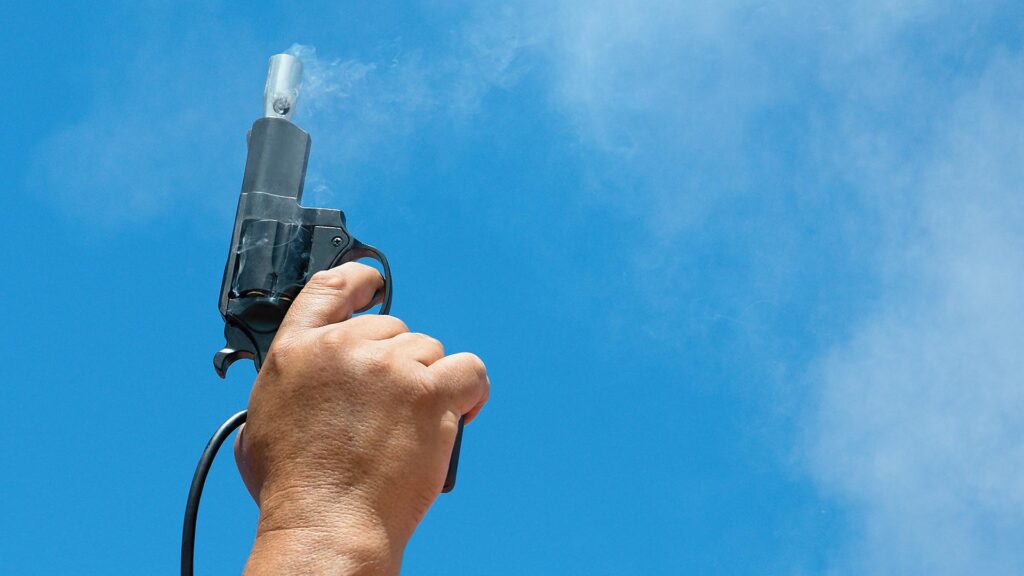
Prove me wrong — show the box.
[278,262,384,335]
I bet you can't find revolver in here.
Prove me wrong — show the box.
[215,53,463,492]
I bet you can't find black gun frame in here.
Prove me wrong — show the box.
[214,116,460,492]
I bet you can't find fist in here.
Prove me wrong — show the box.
[235,262,489,574]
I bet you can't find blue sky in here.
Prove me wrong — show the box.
[2,1,1023,574]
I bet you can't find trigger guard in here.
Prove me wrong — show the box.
[335,241,393,316]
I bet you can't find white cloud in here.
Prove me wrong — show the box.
[808,53,1024,574]
[546,1,788,227]
[30,4,1024,570]
[506,1,1024,571]
[285,7,1024,570]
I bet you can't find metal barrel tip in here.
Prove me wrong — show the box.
[264,54,303,120]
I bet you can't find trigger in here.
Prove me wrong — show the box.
[214,347,254,378]
[214,324,257,378]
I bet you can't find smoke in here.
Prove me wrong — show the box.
[285,43,376,118]
[28,12,529,226]
[277,43,402,206]
[262,32,532,208]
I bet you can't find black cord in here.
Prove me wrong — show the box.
[182,410,248,576]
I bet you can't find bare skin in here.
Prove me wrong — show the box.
[234,262,490,575]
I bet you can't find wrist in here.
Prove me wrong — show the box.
[246,527,400,576]
[245,486,405,575]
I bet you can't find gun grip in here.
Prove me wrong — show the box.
[441,416,465,493]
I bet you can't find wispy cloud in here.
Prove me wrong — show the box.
[29,3,1024,570]
[490,1,1024,571]
[26,6,264,228]
[808,52,1024,574]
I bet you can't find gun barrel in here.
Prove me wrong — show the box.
[263,54,303,120]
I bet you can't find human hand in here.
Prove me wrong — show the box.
[235,262,489,575]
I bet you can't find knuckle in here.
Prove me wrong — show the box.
[410,370,443,403]
[266,337,291,361]
[390,316,410,333]
[262,334,304,374]
[359,344,394,375]
[261,347,288,375]
[269,331,301,357]
[462,353,488,381]
[423,334,445,354]
[306,269,347,292]
[322,327,353,350]
[338,261,377,275]
[339,262,382,286]
[358,314,407,334]
[306,264,382,302]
